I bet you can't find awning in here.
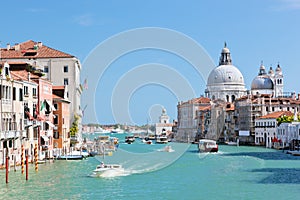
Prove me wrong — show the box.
[37,114,45,121]
[45,99,56,111]
[25,111,34,120]
[46,120,56,128]
[41,135,49,142]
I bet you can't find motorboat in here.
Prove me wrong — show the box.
[93,162,124,176]
[198,139,218,153]
[142,139,152,144]
[164,145,174,152]
[156,135,168,144]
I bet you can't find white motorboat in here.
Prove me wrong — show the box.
[156,136,168,144]
[93,162,125,176]
[198,139,218,153]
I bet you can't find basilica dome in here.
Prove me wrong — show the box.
[207,64,245,86]
[251,64,274,90]
[251,75,274,90]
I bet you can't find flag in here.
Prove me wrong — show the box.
[40,100,45,111]
[83,78,88,90]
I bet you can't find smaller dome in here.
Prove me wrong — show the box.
[251,75,274,90]
[222,47,230,53]
[268,66,274,75]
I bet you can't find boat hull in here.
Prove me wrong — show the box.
[198,139,218,153]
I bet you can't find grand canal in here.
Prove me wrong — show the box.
[1,134,300,199]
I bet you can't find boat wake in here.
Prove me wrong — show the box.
[93,143,190,176]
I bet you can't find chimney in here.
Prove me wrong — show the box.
[14,43,20,51]
[6,43,10,50]
[28,72,30,81]
[37,42,43,48]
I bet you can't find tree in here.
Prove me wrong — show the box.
[70,114,79,138]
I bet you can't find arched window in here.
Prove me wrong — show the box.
[231,95,235,102]
[226,95,229,102]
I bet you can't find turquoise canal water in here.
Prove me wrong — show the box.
[1,133,300,200]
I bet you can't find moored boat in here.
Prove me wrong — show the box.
[198,139,218,153]
[125,135,135,144]
[56,155,84,160]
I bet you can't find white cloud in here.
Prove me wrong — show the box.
[274,0,300,11]
[74,14,94,26]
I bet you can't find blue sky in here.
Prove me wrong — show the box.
[1,0,300,125]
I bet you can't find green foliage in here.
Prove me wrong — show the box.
[70,114,79,137]
[276,115,299,126]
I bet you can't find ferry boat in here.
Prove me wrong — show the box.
[93,162,124,175]
[198,139,218,153]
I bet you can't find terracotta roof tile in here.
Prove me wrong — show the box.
[1,40,74,59]
[10,70,40,82]
[259,111,293,119]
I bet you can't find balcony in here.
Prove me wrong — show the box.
[24,119,33,127]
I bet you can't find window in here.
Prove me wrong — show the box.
[44,66,49,73]
[54,131,59,139]
[24,86,29,96]
[54,103,58,110]
[13,87,16,101]
[33,88,37,97]
[19,88,23,101]
[64,65,68,73]
[5,67,9,76]
[54,115,58,125]
[64,78,68,85]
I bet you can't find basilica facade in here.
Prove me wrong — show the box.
[176,43,296,145]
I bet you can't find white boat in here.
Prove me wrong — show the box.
[125,135,135,144]
[93,162,125,176]
[198,139,218,153]
[142,139,152,145]
[111,128,124,134]
[156,135,168,144]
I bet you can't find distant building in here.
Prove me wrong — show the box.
[155,108,173,136]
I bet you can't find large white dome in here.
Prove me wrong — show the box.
[207,64,245,86]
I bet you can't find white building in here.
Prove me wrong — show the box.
[277,122,300,149]
[155,108,173,136]
[255,111,292,148]
[205,43,247,102]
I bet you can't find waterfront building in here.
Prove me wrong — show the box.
[52,86,70,156]
[277,121,300,149]
[234,94,300,144]
[155,108,173,136]
[31,76,55,160]
[10,67,40,162]
[1,41,82,141]
[177,97,210,142]
[0,62,25,167]
[255,111,293,148]
[205,43,247,102]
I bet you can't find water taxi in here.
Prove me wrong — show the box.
[198,139,218,153]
